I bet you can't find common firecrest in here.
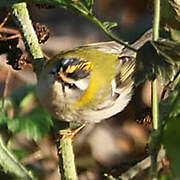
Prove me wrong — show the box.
[37,30,152,123]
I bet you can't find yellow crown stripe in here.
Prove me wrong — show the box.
[65,62,93,74]
[81,62,93,72]
[65,65,78,73]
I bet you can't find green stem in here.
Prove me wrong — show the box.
[151,0,160,179]
[88,16,137,52]
[152,0,160,135]
[58,137,78,180]
[59,1,137,52]
[0,136,36,180]
[153,0,160,41]
[152,79,159,130]
[11,2,45,76]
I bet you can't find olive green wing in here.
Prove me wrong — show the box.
[81,41,125,54]
[115,56,136,92]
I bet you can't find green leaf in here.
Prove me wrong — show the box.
[0,85,53,140]
[174,76,180,90]
[152,40,180,65]
[135,41,172,85]
[158,174,175,180]
[80,0,93,11]
[0,110,9,125]
[103,21,118,31]
[161,91,180,179]
[7,118,20,133]
[134,41,180,86]
[7,107,52,141]
[169,93,180,118]
[12,149,27,161]
[58,0,90,16]
[0,98,14,111]
[170,28,180,42]
[0,98,13,126]
[159,91,180,127]
[0,136,36,180]
[161,0,180,29]
[9,85,35,108]
[19,92,35,110]
[162,115,180,178]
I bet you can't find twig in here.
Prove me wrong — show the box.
[0,27,19,34]
[0,33,21,41]
[119,147,165,180]
[1,68,11,111]
[0,12,10,27]
[119,157,151,180]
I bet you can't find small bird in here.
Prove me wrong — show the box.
[37,30,152,124]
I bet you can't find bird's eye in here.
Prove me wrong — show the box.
[67,83,76,89]
[62,82,76,89]
[62,82,77,95]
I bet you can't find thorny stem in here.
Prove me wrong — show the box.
[11,2,45,76]
[54,121,78,180]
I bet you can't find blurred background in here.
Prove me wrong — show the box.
[0,0,154,179]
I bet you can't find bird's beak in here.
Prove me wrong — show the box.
[56,71,74,84]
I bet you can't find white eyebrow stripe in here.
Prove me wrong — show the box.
[111,79,116,97]
[74,78,90,91]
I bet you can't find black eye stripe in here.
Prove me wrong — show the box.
[61,57,84,71]
[66,69,90,80]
